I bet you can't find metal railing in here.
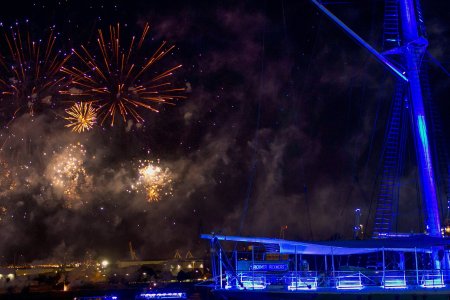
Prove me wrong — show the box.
[286,271,318,290]
[221,269,450,290]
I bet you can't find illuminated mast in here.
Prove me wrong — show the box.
[310,0,441,237]
[398,0,441,236]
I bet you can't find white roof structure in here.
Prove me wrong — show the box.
[201,234,450,255]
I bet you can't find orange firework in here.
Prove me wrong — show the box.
[0,23,71,119]
[46,142,92,207]
[64,102,97,133]
[60,23,185,126]
[131,159,173,202]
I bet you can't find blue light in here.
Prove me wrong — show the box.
[239,282,266,290]
[248,263,288,271]
[420,281,445,288]
[138,292,187,299]
[336,282,363,290]
[74,297,119,300]
[383,279,407,289]
[418,115,429,158]
[225,273,267,290]
[287,276,318,291]
[238,274,266,290]
[417,115,434,180]
[383,271,407,289]
[417,114,441,235]
[336,273,363,290]
[420,271,445,288]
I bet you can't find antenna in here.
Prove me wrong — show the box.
[353,209,363,239]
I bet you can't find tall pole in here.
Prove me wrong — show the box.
[295,246,298,289]
[210,239,218,288]
[399,0,441,237]
[382,248,386,285]
[234,249,238,288]
[331,248,335,279]
[219,249,223,289]
[415,247,419,285]
[252,245,255,289]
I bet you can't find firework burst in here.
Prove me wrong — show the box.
[60,23,185,127]
[0,23,71,120]
[64,102,97,133]
[131,159,173,202]
[46,142,92,207]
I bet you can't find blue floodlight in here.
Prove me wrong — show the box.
[336,273,363,290]
[421,281,445,288]
[238,274,267,290]
[420,272,445,288]
[287,279,318,291]
[383,279,407,289]
[74,296,118,300]
[137,292,187,299]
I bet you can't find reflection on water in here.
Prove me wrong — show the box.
[0,286,215,300]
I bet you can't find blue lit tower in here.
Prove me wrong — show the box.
[311,0,446,238]
[397,0,440,237]
[371,0,443,238]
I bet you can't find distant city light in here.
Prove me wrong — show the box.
[101,260,109,268]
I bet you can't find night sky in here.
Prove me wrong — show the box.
[0,0,449,264]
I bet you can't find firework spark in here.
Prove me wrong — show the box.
[0,159,14,196]
[64,102,97,132]
[0,206,6,222]
[60,23,185,127]
[0,23,71,120]
[46,142,92,206]
[131,159,173,202]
